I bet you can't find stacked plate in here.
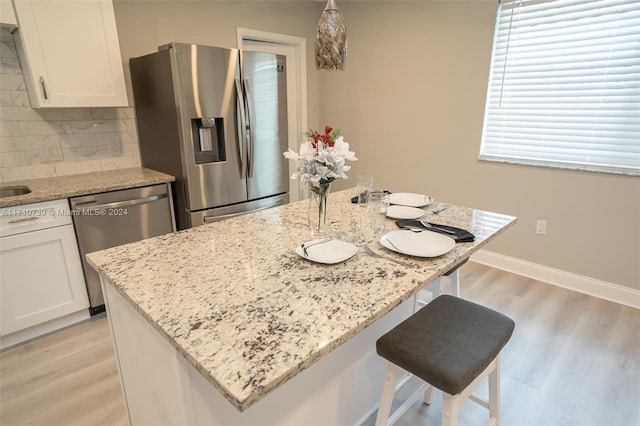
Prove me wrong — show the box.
[388,192,434,207]
[386,192,433,220]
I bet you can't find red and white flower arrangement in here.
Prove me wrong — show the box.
[283,126,357,188]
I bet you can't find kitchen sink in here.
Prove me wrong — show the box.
[0,185,31,198]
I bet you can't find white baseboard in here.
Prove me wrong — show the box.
[0,309,91,351]
[470,250,640,310]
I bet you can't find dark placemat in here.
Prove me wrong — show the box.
[395,220,475,243]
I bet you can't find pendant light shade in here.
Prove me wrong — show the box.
[315,0,348,70]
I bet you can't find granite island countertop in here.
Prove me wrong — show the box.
[86,190,517,412]
[0,167,175,208]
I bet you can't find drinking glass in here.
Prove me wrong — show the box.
[367,190,390,236]
[340,208,364,243]
[356,175,374,207]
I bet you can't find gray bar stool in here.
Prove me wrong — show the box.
[375,295,515,426]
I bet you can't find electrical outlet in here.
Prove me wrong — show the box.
[536,219,547,235]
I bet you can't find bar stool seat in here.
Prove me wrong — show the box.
[375,295,515,426]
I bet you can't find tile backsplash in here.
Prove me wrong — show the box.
[0,34,141,183]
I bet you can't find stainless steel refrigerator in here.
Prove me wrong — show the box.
[130,43,289,229]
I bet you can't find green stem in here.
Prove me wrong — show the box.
[310,181,331,234]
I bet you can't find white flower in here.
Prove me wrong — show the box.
[331,136,357,162]
[283,127,357,188]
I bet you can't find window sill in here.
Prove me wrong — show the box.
[478,157,640,177]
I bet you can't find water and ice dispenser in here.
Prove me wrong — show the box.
[192,117,226,164]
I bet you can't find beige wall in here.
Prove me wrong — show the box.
[323,1,639,290]
[112,1,639,290]
[112,0,322,129]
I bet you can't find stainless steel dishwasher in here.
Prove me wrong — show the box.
[70,183,175,314]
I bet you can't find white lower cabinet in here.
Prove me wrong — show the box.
[0,199,89,348]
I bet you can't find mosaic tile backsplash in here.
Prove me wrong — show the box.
[0,34,141,183]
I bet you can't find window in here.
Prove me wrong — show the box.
[479,0,640,175]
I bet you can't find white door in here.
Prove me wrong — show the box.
[238,29,308,202]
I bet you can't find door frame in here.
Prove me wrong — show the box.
[236,28,308,202]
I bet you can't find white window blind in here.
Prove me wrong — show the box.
[480,0,640,175]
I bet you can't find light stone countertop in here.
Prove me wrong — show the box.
[87,189,517,412]
[0,167,175,208]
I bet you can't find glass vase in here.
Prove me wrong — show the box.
[308,181,332,236]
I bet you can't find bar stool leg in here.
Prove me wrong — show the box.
[488,355,501,425]
[448,269,460,297]
[423,384,435,405]
[431,277,442,298]
[441,392,462,426]
[414,278,442,312]
[375,363,403,426]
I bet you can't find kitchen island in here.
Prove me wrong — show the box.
[87,190,516,425]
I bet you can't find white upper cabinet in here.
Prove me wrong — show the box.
[12,0,128,108]
[0,0,17,27]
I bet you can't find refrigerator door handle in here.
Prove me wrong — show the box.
[242,79,255,178]
[235,78,248,178]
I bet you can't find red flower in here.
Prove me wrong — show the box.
[305,125,341,149]
[310,133,321,148]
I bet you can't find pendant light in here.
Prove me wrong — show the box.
[314,0,348,70]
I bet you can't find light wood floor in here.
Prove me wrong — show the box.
[1,263,639,426]
[364,263,640,426]
[0,313,127,426]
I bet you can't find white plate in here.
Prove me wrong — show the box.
[379,230,455,258]
[386,205,425,220]
[295,239,358,264]
[389,192,434,208]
